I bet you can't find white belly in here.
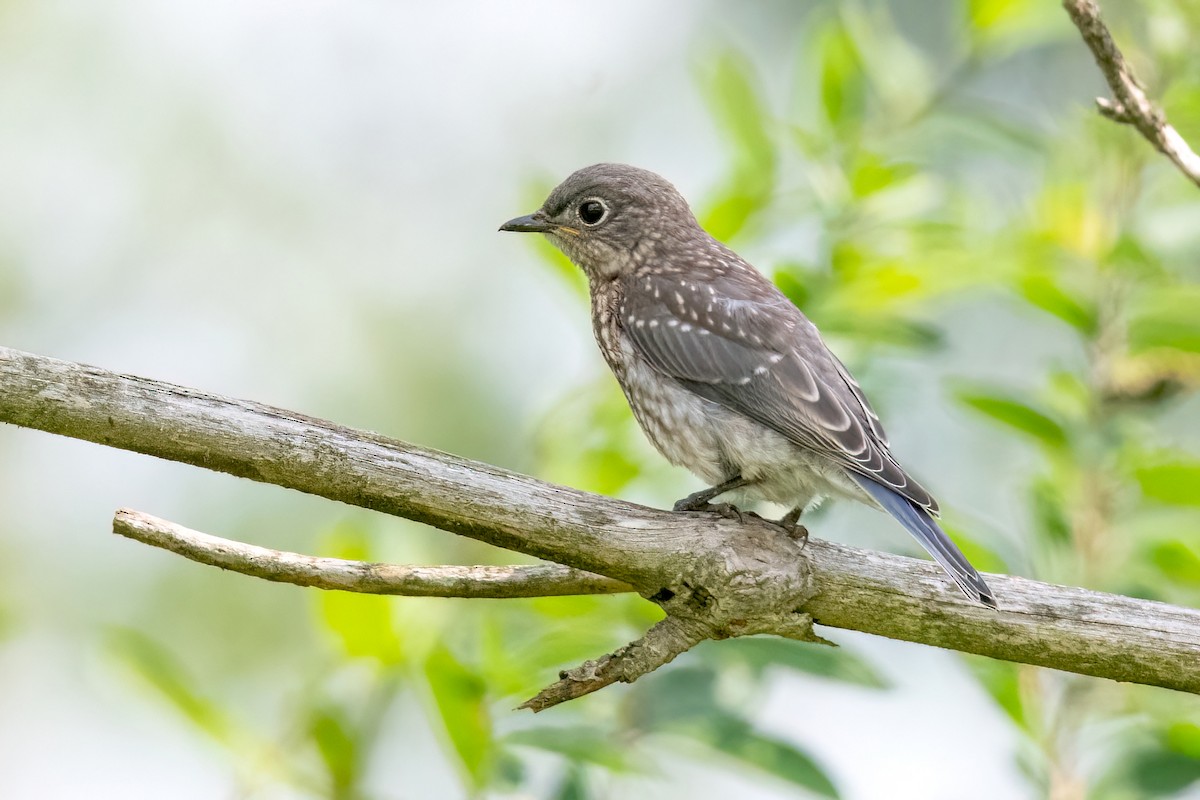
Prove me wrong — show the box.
[619,357,869,511]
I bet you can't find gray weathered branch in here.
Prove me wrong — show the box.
[1063,0,1200,187]
[519,614,716,712]
[113,508,631,598]
[3,345,1200,706]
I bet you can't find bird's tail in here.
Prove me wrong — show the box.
[852,476,998,609]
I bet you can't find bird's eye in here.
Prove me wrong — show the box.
[578,198,608,226]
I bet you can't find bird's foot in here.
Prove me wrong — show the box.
[672,475,751,514]
[776,508,809,546]
[780,521,809,545]
[672,493,710,513]
[710,503,745,523]
[675,500,750,524]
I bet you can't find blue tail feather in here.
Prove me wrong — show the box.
[853,476,997,608]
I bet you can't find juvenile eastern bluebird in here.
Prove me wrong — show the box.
[501,163,996,608]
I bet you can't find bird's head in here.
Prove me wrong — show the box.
[500,163,700,282]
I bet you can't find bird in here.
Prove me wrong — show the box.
[500,163,997,608]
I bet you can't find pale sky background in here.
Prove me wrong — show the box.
[0,1,1043,797]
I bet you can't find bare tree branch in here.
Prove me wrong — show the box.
[113,508,631,598]
[1063,0,1200,187]
[519,614,715,711]
[3,345,1200,703]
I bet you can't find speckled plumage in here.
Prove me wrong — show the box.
[501,163,996,608]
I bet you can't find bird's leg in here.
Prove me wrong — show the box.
[673,475,752,521]
[672,474,749,511]
[777,506,809,544]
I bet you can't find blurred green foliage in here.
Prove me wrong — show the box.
[98,2,1200,798]
[698,50,778,242]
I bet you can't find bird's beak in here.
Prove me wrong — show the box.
[499,212,553,233]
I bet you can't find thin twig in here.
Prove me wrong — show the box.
[114,508,631,598]
[519,615,711,711]
[1063,0,1200,187]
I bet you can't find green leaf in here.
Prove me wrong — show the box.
[703,50,772,159]
[773,265,819,310]
[685,711,839,798]
[1017,274,1096,333]
[818,21,865,130]
[1150,540,1200,585]
[848,152,917,198]
[628,667,838,795]
[968,0,1011,31]
[105,627,233,743]
[1126,749,1200,795]
[1135,460,1200,507]
[711,637,888,689]
[698,50,777,240]
[425,645,494,789]
[1029,477,1072,544]
[836,2,933,116]
[834,262,926,309]
[553,764,591,800]
[829,241,865,278]
[628,666,720,730]
[318,525,403,664]
[1167,722,1200,760]
[818,314,944,351]
[1106,233,1163,279]
[1046,370,1092,422]
[719,729,838,798]
[968,0,1048,38]
[965,0,1069,60]
[954,387,1069,449]
[1129,287,1200,355]
[495,751,526,790]
[309,705,361,793]
[505,725,641,772]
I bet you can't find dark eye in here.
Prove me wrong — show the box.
[578,198,608,226]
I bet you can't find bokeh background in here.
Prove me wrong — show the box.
[2,1,1200,798]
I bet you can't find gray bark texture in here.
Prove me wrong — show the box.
[2,345,1199,708]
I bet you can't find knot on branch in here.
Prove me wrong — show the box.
[1095,97,1135,124]
[521,518,825,712]
[661,518,821,636]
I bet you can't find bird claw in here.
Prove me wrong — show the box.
[776,509,808,546]
[672,476,751,514]
[708,503,746,523]
[780,521,809,546]
[675,500,748,524]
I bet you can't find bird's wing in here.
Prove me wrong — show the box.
[831,352,890,447]
[620,271,938,513]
